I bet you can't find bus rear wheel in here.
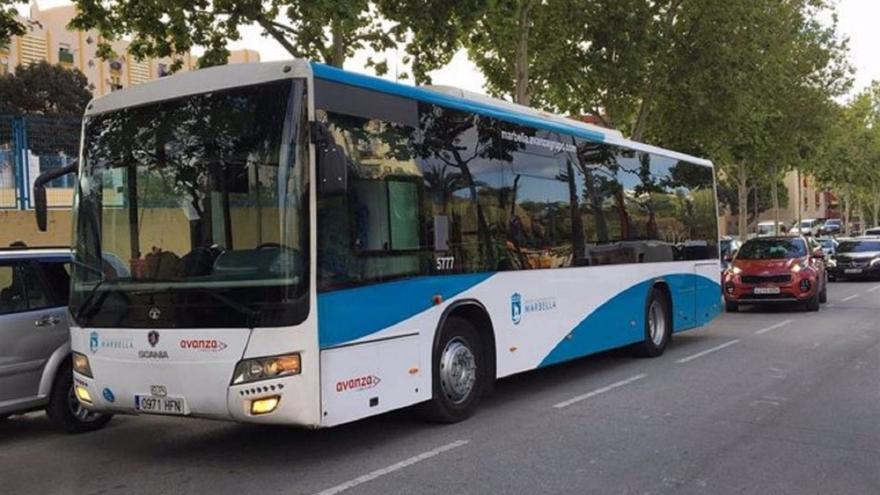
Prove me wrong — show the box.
[633,288,672,358]
[420,316,485,423]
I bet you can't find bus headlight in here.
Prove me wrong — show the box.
[73,352,93,378]
[232,353,301,385]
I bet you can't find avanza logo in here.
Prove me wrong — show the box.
[179,339,228,352]
[336,375,381,393]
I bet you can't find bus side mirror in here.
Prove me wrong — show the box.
[311,121,347,196]
[33,161,78,232]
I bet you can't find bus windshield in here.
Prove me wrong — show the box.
[71,80,309,328]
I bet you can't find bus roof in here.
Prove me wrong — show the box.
[86,59,713,168]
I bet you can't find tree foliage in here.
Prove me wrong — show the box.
[70,0,484,82]
[0,0,25,45]
[0,61,92,116]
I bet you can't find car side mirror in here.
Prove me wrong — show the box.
[33,161,78,231]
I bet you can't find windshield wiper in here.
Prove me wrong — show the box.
[74,276,111,323]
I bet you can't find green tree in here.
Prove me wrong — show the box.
[70,0,482,80]
[0,0,25,45]
[0,61,92,116]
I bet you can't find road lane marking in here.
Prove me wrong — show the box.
[868,285,880,293]
[754,319,793,335]
[675,339,740,364]
[841,294,860,302]
[553,374,648,409]
[313,440,469,495]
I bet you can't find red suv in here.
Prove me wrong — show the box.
[723,236,827,312]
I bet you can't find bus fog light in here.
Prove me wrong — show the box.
[75,385,93,404]
[232,353,301,385]
[73,352,93,378]
[251,396,280,415]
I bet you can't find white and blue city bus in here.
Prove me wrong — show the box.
[63,60,721,427]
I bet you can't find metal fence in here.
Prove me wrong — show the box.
[0,115,81,210]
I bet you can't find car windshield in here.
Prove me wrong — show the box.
[818,239,835,249]
[825,219,840,226]
[71,80,310,328]
[838,241,880,253]
[800,220,814,228]
[737,238,807,259]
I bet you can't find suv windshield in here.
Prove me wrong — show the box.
[737,238,807,260]
[838,241,880,253]
[72,80,309,328]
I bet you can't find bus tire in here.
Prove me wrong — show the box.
[633,287,671,358]
[46,362,113,434]
[819,275,828,303]
[420,316,485,423]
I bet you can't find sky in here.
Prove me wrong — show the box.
[29,0,880,98]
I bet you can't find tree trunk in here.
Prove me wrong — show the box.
[330,20,345,67]
[736,163,748,241]
[771,164,780,235]
[842,189,851,236]
[795,169,802,233]
[513,0,536,105]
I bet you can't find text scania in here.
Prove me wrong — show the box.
[336,375,381,393]
[179,339,228,352]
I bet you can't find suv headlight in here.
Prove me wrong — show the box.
[871,258,880,266]
[231,353,301,385]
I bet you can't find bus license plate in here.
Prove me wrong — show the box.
[845,268,862,274]
[135,395,187,415]
[754,287,781,295]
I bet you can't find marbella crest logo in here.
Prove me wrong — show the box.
[511,293,523,325]
[89,331,100,354]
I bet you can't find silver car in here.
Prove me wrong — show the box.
[0,246,112,433]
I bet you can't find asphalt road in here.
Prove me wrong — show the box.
[2,282,879,495]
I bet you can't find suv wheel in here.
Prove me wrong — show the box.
[46,363,113,434]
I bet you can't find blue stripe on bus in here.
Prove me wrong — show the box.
[311,63,607,144]
[317,273,494,349]
[539,274,721,367]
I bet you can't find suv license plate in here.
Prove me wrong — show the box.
[135,395,187,415]
[754,287,781,295]
[845,268,862,274]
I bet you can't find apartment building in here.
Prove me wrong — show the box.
[0,3,260,96]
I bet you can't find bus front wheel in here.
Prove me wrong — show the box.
[633,287,672,358]
[421,316,485,423]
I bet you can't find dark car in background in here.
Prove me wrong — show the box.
[723,236,827,312]
[828,238,880,281]
[820,218,842,236]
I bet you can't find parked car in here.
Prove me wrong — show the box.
[827,238,880,281]
[756,220,787,237]
[817,237,840,280]
[723,236,827,312]
[820,218,842,235]
[788,218,823,236]
[720,236,742,271]
[816,237,839,256]
[0,246,113,433]
[862,227,880,236]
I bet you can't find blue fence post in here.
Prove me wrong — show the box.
[11,117,26,210]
